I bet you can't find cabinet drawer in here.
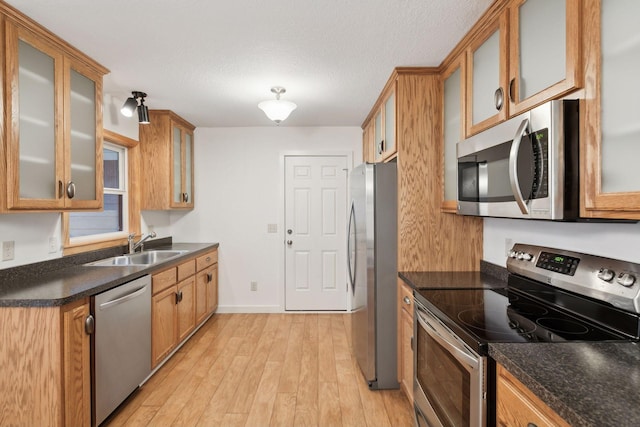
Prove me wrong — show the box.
[399,282,414,315]
[196,250,218,271]
[177,259,196,282]
[152,268,177,294]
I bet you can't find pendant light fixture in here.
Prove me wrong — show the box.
[258,87,297,124]
[121,91,150,124]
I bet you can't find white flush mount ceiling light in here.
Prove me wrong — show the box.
[258,87,297,124]
[120,91,150,124]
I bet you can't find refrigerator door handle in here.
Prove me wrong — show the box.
[347,201,356,295]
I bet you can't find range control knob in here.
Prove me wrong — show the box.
[597,268,615,282]
[616,272,636,287]
[517,252,533,261]
[509,250,518,259]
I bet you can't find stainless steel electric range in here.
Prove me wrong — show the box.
[413,243,640,427]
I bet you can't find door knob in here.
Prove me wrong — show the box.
[286,240,293,246]
[287,229,293,235]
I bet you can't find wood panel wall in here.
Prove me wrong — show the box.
[396,71,483,272]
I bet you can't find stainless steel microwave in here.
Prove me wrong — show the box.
[457,99,579,220]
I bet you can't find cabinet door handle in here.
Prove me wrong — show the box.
[403,296,411,305]
[66,181,76,199]
[85,314,95,335]
[176,291,183,304]
[494,87,504,111]
[508,78,516,103]
[183,192,189,203]
[206,273,213,282]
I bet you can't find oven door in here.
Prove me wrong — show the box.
[413,301,486,427]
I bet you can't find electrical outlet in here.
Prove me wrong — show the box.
[250,281,258,291]
[505,238,514,257]
[2,241,15,261]
[49,236,58,253]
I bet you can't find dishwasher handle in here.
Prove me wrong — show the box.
[98,285,148,310]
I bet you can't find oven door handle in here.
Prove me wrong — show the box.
[509,118,531,215]
[416,308,479,371]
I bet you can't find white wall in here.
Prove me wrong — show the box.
[170,126,362,312]
[484,217,640,266]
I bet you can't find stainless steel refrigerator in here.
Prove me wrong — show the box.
[348,162,398,390]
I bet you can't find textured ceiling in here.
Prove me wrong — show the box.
[5,0,493,127]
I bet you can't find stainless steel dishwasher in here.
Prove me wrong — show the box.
[92,275,151,426]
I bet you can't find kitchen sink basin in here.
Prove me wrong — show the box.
[86,250,189,267]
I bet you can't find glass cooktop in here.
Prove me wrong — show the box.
[414,282,637,354]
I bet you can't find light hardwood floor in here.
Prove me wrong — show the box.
[104,313,413,426]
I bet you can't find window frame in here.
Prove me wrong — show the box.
[62,130,141,255]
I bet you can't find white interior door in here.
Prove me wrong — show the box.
[285,155,348,310]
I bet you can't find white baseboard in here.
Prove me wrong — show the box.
[216,305,283,313]
[216,305,352,314]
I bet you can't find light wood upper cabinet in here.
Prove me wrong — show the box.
[581,0,640,219]
[464,0,582,137]
[2,17,106,211]
[508,0,582,116]
[441,55,466,212]
[362,120,375,163]
[466,11,509,136]
[139,110,195,210]
[366,84,397,163]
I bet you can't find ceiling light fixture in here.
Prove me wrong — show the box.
[121,91,150,124]
[258,87,297,124]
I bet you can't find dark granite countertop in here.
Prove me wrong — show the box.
[489,342,640,427]
[399,260,508,290]
[0,241,219,307]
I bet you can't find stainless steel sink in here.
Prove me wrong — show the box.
[86,250,189,267]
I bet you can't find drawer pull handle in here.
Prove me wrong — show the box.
[206,256,211,262]
[85,315,95,335]
[403,296,411,305]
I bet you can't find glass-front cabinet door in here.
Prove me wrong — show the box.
[582,0,640,219]
[441,55,465,212]
[6,24,64,209]
[66,62,102,209]
[172,126,183,205]
[508,0,582,116]
[3,20,104,211]
[466,12,508,136]
[170,124,194,208]
[184,132,193,206]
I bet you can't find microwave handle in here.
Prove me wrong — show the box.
[509,118,530,215]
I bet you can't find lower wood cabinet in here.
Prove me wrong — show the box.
[397,279,414,401]
[497,364,569,427]
[151,248,219,368]
[177,276,196,342]
[0,299,91,426]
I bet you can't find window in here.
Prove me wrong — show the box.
[68,143,128,239]
[63,130,140,254]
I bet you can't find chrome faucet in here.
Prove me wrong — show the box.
[128,231,157,253]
